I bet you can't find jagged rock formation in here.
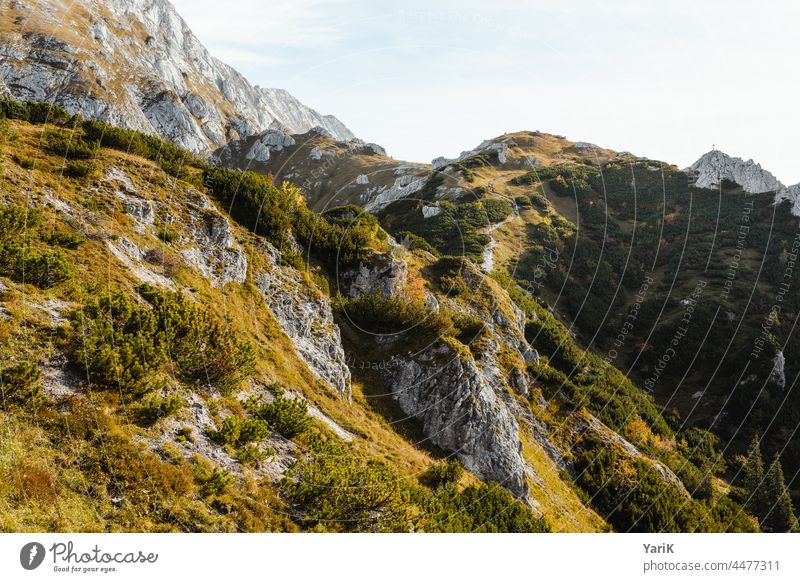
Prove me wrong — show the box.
[244,123,297,163]
[340,252,408,298]
[178,195,249,288]
[432,138,512,170]
[0,0,353,153]
[775,183,800,216]
[770,350,787,389]
[363,167,430,211]
[256,250,351,399]
[686,150,800,217]
[686,150,784,193]
[384,340,530,499]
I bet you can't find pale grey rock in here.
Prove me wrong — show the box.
[686,150,784,194]
[245,126,296,163]
[308,125,332,138]
[28,298,70,326]
[106,168,155,230]
[393,164,427,176]
[355,174,369,185]
[523,346,540,365]
[256,259,351,399]
[770,350,786,389]
[509,367,529,395]
[245,140,271,163]
[145,389,301,482]
[432,138,511,170]
[40,355,83,400]
[364,143,386,156]
[308,146,323,161]
[344,138,386,157]
[421,205,441,218]
[341,252,408,298]
[180,202,248,288]
[424,293,439,311]
[383,341,529,500]
[107,237,175,289]
[775,183,800,217]
[0,0,354,155]
[480,215,513,272]
[363,173,428,211]
[434,185,464,200]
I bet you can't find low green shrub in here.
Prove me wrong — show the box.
[281,436,408,532]
[157,228,179,244]
[0,361,42,403]
[420,482,550,533]
[138,394,185,425]
[420,459,464,488]
[43,128,98,160]
[395,230,439,255]
[42,227,84,249]
[237,444,270,468]
[340,291,454,338]
[67,284,256,393]
[197,466,234,497]
[247,386,311,438]
[210,416,270,447]
[12,154,34,169]
[63,159,96,178]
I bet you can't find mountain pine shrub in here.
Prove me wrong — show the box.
[246,385,311,439]
[67,284,255,393]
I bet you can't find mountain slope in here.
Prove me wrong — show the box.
[0,0,353,153]
[363,131,800,528]
[0,98,766,532]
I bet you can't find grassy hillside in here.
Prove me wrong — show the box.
[0,99,780,532]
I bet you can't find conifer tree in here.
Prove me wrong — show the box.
[761,454,798,533]
[741,434,767,518]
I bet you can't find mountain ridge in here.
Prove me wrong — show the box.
[0,0,353,153]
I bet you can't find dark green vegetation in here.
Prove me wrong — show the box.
[282,435,548,532]
[737,435,798,532]
[378,144,800,530]
[246,386,311,439]
[67,284,256,394]
[381,197,512,260]
[497,159,800,522]
[0,206,73,289]
[203,168,384,270]
[575,434,757,532]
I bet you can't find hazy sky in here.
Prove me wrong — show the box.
[172,0,800,184]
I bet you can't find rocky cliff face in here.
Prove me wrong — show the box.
[0,0,353,153]
[339,252,543,501]
[775,183,800,216]
[686,150,800,217]
[256,253,352,400]
[384,340,530,499]
[686,150,784,194]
